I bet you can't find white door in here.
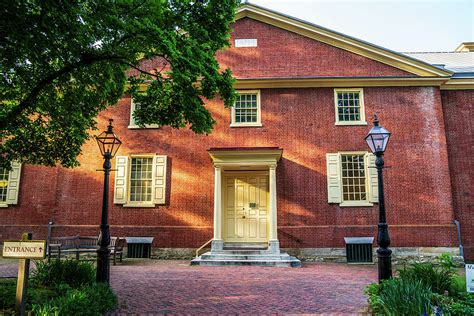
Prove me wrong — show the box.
[224,174,269,242]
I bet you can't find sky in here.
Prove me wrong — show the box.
[247,0,474,52]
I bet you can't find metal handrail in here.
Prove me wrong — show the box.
[278,229,302,243]
[195,238,213,258]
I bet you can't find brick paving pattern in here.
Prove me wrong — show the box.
[109,260,376,314]
[0,259,376,314]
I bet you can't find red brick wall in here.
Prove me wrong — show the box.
[1,87,457,249]
[441,90,474,260]
[217,18,414,78]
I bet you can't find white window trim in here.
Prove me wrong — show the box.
[338,151,373,207]
[123,154,156,208]
[334,88,367,126]
[230,90,263,127]
[128,98,160,129]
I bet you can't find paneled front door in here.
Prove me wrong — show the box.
[223,173,269,243]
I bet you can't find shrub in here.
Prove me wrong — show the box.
[32,259,95,290]
[32,283,118,316]
[365,278,434,315]
[0,278,16,311]
[398,253,456,295]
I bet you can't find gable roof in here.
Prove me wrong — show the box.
[236,3,452,77]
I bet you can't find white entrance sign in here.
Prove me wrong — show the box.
[467,264,474,293]
[2,240,46,259]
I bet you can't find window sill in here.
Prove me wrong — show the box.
[122,203,156,208]
[340,201,374,207]
[230,123,263,128]
[128,125,160,129]
[335,121,367,126]
[0,204,8,208]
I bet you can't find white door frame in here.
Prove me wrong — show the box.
[208,148,282,252]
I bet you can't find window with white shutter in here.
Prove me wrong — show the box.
[114,154,167,207]
[326,152,376,207]
[0,162,22,207]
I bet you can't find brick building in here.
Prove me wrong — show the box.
[1,3,472,264]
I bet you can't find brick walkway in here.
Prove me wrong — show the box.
[109,260,376,315]
[0,259,377,314]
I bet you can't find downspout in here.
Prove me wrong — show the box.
[454,219,464,258]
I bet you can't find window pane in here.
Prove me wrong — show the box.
[130,157,153,202]
[0,168,9,203]
[234,93,258,123]
[337,91,361,122]
[341,154,367,202]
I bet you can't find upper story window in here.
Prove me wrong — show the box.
[334,88,366,125]
[129,98,159,129]
[231,90,262,127]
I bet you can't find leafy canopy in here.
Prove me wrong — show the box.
[0,0,239,169]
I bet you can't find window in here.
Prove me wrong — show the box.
[326,152,377,206]
[341,154,367,202]
[114,155,167,207]
[231,90,262,127]
[129,98,159,129]
[130,157,153,203]
[334,88,366,125]
[0,162,22,207]
[0,168,9,203]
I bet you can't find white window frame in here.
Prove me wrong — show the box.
[128,98,160,129]
[124,154,157,208]
[0,162,22,208]
[230,90,262,127]
[334,88,367,126]
[339,151,373,207]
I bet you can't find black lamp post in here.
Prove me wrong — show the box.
[95,119,121,284]
[365,114,392,282]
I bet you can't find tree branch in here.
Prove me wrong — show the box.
[0,54,128,131]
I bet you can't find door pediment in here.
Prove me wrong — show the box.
[208,147,283,168]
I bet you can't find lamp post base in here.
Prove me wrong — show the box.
[377,247,392,282]
[96,246,111,284]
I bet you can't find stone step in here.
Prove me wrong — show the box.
[200,253,292,260]
[212,249,274,255]
[223,243,268,250]
[191,257,302,268]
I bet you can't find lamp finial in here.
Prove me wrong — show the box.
[107,119,114,132]
[373,114,379,126]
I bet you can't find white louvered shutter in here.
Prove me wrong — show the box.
[114,156,129,204]
[6,162,21,205]
[326,153,342,203]
[153,155,167,205]
[366,153,379,203]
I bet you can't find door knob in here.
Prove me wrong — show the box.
[242,215,246,219]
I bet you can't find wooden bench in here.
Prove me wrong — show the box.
[48,236,125,265]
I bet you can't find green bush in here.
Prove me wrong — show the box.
[398,253,456,295]
[32,283,118,316]
[32,259,95,290]
[0,278,56,313]
[365,278,434,315]
[0,278,16,312]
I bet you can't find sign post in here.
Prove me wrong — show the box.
[467,264,474,293]
[2,233,46,316]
